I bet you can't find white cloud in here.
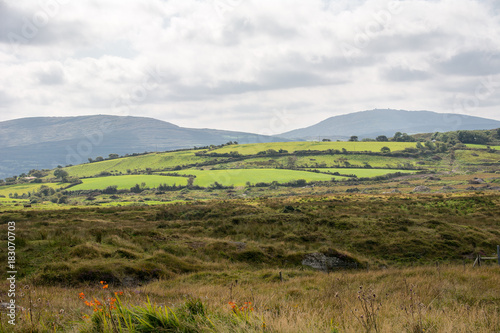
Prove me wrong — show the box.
[0,0,499,134]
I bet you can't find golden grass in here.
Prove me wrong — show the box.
[2,265,499,332]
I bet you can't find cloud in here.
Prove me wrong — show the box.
[436,51,500,76]
[382,66,431,82]
[0,0,499,133]
[37,63,65,85]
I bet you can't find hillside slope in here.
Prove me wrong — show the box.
[0,115,289,179]
[279,109,500,140]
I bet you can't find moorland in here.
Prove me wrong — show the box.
[0,128,499,332]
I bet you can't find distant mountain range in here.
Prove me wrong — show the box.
[0,115,288,180]
[278,109,500,141]
[1,109,499,179]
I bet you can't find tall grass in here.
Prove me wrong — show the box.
[1,265,499,332]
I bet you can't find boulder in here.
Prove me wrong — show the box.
[412,185,431,193]
[302,252,357,272]
[469,178,485,184]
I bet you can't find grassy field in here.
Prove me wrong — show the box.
[465,144,500,149]
[56,150,212,178]
[209,141,418,155]
[69,175,189,191]
[175,169,344,187]
[455,149,500,165]
[209,153,432,170]
[2,266,499,332]
[303,168,417,177]
[0,182,64,197]
[58,142,422,178]
[0,193,499,332]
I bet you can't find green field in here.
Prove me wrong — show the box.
[55,142,421,179]
[0,182,65,197]
[455,150,500,165]
[209,141,418,155]
[216,154,428,170]
[302,168,416,177]
[58,150,212,178]
[70,175,188,191]
[175,169,344,187]
[465,144,500,150]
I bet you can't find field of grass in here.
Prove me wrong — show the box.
[210,153,431,170]
[465,144,500,149]
[0,182,64,197]
[303,168,416,177]
[69,174,189,191]
[175,168,344,187]
[455,150,500,165]
[57,150,213,178]
[2,266,499,332]
[209,141,418,155]
[1,193,499,332]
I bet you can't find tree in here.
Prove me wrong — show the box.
[130,184,143,193]
[322,138,331,142]
[286,156,297,169]
[95,156,104,162]
[424,141,436,150]
[103,185,118,194]
[381,146,391,153]
[54,169,69,181]
[376,135,388,142]
[29,169,45,178]
[497,128,500,139]
[349,136,358,142]
[108,153,119,159]
[393,132,402,141]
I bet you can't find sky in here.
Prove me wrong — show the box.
[0,0,499,135]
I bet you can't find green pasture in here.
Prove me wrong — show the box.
[229,154,426,168]
[302,168,416,178]
[465,144,500,150]
[455,150,500,165]
[173,168,344,187]
[209,141,418,155]
[69,175,188,191]
[0,182,65,197]
[57,150,212,178]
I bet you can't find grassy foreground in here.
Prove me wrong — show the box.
[1,265,499,332]
[0,193,499,331]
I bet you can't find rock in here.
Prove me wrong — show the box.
[345,188,360,193]
[412,185,431,193]
[229,241,246,250]
[302,252,357,272]
[466,186,476,190]
[441,186,455,190]
[428,176,441,181]
[469,178,485,184]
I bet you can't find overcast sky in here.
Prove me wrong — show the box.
[0,0,499,134]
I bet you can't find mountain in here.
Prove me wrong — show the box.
[278,109,500,141]
[0,115,289,179]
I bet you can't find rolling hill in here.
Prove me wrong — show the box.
[278,109,500,140]
[0,115,290,179]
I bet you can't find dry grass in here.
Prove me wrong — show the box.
[2,265,499,332]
